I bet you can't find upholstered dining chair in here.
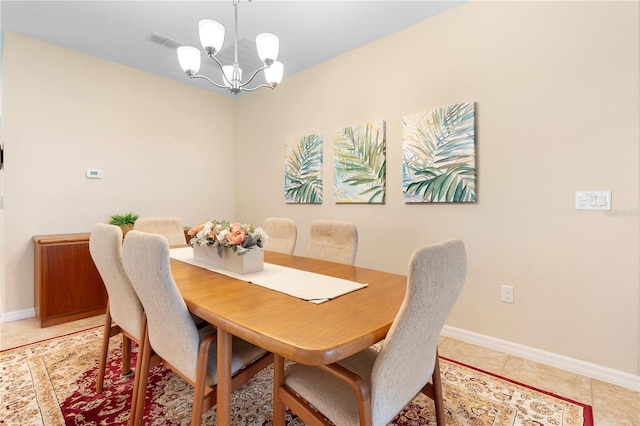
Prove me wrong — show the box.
[121,230,274,426]
[263,217,297,254]
[275,239,467,426]
[305,219,358,265]
[89,223,144,394]
[133,216,187,246]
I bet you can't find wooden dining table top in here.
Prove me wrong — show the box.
[170,250,407,365]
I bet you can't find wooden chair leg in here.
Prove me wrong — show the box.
[129,318,150,426]
[431,354,446,426]
[273,354,286,426]
[190,333,216,426]
[419,351,446,426]
[121,335,133,377]
[96,304,113,393]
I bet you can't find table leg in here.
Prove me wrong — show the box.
[273,354,286,426]
[216,328,232,426]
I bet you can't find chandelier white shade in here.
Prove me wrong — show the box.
[177,0,283,95]
[222,65,242,87]
[176,46,201,75]
[199,20,225,54]
[256,33,279,63]
[264,61,284,84]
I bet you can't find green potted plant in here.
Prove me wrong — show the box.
[108,212,139,235]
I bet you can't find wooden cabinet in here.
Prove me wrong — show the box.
[33,233,107,327]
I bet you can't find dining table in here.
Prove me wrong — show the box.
[170,250,407,426]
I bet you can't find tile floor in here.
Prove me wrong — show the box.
[1,315,638,426]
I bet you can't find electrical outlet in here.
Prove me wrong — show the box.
[501,285,514,303]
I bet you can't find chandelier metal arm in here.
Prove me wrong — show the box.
[206,50,272,92]
[207,53,234,88]
[238,64,269,88]
[188,73,229,90]
[240,82,276,92]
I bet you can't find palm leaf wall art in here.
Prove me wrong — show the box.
[402,102,476,203]
[333,120,386,203]
[284,133,323,204]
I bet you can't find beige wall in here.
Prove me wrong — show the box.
[1,32,237,316]
[235,1,639,375]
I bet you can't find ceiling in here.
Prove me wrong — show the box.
[1,1,463,97]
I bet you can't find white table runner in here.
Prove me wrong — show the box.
[170,247,367,304]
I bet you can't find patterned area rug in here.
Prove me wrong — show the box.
[0,326,593,425]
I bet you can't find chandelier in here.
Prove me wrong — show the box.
[176,0,284,95]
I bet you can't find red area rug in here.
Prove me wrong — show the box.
[1,326,593,425]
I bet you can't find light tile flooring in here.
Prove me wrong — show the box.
[1,315,638,426]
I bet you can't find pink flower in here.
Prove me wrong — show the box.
[188,224,204,236]
[227,228,246,245]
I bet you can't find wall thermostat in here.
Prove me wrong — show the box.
[86,169,103,179]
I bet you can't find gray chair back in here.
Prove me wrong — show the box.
[370,239,467,424]
[133,216,186,246]
[89,223,143,341]
[305,220,358,265]
[263,217,297,254]
[122,230,201,382]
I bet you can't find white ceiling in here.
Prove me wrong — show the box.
[1,1,463,96]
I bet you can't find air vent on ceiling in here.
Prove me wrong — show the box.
[147,32,182,49]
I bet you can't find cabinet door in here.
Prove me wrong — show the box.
[37,239,107,326]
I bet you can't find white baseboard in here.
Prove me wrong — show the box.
[441,325,640,392]
[1,308,35,323]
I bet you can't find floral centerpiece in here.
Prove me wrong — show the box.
[188,219,268,254]
[187,219,268,274]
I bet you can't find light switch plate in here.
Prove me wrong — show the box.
[576,191,611,211]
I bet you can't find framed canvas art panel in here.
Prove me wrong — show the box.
[284,133,323,204]
[402,102,476,203]
[333,120,386,204]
